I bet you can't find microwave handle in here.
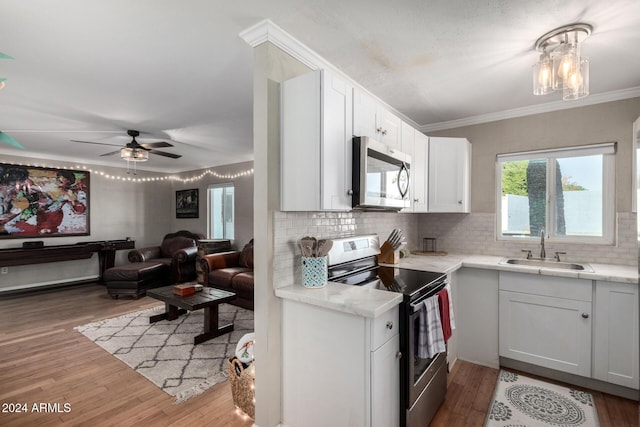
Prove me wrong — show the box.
[397,162,409,199]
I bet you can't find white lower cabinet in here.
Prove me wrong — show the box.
[371,334,400,427]
[594,280,639,389]
[282,301,400,427]
[457,268,499,368]
[499,272,592,377]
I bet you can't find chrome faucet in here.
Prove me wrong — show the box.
[539,228,546,259]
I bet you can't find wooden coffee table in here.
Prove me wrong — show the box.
[146,286,236,345]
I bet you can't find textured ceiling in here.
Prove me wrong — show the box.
[1,0,639,172]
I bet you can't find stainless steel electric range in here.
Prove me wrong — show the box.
[326,234,448,427]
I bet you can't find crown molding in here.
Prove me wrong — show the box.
[239,19,421,129]
[241,20,638,134]
[421,86,640,133]
[239,19,324,71]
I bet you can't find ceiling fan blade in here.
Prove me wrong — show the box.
[70,140,122,147]
[140,141,173,148]
[0,131,26,149]
[99,150,121,157]
[148,149,182,159]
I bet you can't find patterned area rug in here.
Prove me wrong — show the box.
[485,370,599,426]
[74,304,253,403]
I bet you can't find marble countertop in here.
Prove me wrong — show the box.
[387,253,638,285]
[275,253,636,320]
[275,282,402,318]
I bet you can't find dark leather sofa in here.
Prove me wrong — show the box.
[105,230,204,298]
[200,239,254,310]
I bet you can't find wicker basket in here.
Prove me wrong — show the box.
[227,357,255,419]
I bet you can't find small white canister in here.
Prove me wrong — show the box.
[301,256,328,288]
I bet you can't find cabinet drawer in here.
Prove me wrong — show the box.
[499,271,592,301]
[371,306,399,350]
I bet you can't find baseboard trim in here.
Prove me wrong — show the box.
[500,357,640,401]
[0,277,101,297]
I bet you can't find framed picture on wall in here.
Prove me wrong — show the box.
[0,163,90,238]
[176,188,199,218]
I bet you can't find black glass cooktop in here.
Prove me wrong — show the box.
[331,264,446,301]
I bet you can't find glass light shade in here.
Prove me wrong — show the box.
[120,147,149,162]
[563,58,589,100]
[551,43,579,90]
[533,53,553,95]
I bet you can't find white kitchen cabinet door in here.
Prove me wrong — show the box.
[594,281,639,389]
[428,137,470,212]
[281,69,353,211]
[353,88,378,138]
[376,108,401,149]
[371,334,400,427]
[457,268,499,369]
[412,131,429,212]
[400,122,415,212]
[353,88,400,149]
[499,290,592,377]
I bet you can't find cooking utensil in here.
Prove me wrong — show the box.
[300,236,315,257]
[317,239,333,257]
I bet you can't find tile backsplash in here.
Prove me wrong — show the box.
[418,212,638,266]
[273,211,637,289]
[273,211,418,289]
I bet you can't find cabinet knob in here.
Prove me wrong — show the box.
[414,198,419,202]
[376,127,383,134]
[382,129,388,136]
[347,189,353,196]
[458,200,463,204]
[581,313,589,319]
[386,321,393,330]
[396,351,402,359]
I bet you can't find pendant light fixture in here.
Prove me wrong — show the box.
[532,23,592,100]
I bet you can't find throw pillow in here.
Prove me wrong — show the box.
[239,239,254,269]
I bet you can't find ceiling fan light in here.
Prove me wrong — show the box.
[120,147,149,162]
[563,57,589,101]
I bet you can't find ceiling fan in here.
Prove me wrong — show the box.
[71,129,182,160]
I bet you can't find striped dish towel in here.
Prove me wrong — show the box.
[417,295,446,359]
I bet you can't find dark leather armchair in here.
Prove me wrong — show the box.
[200,239,254,310]
[128,230,204,282]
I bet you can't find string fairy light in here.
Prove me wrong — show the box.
[2,161,254,183]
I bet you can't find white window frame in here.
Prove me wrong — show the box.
[207,182,235,241]
[496,143,616,245]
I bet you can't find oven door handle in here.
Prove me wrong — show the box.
[409,280,447,313]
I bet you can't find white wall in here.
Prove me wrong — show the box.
[170,161,254,249]
[0,154,171,291]
[422,98,640,266]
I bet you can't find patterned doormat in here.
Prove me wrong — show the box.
[485,370,599,426]
[74,304,253,403]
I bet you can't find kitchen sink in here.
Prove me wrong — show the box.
[500,258,594,272]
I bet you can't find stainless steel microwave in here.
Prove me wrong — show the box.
[352,136,411,211]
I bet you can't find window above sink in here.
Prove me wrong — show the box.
[496,143,615,245]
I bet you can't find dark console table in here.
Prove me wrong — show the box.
[0,239,135,280]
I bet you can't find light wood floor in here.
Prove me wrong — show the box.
[1,283,638,426]
[0,283,253,427]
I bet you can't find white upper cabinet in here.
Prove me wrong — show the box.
[400,122,428,213]
[428,137,471,213]
[353,88,401,149]
[281,69,353,211]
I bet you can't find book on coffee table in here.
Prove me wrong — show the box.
[172,282,203,296]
